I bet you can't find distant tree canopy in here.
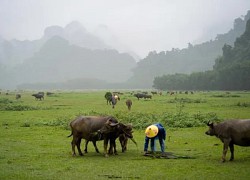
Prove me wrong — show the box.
[127,11,250,88]
[153,19,250,91]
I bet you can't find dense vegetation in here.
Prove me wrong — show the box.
[153,18,250,91]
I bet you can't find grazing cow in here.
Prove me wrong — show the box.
[46,92,54,96]
[205,119,250,162]
[151,91,157,95]
[125,99,132,110]
[134,93,146,100]
[16,94,21,100]
[104,92,112,105]
[68,116,118,156]
[32,93,44,100]
[143,94,152,99]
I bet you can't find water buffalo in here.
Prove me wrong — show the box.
[111,95,117,109]
[16,94,21,100]
[151,91,157,95]
[134,93,145,100]
[125,99,132,110]
[104,92,112,105]
[68,116,118,156]
[84,131,129,154]
[205,119,250,162]
[119,133,128,152]
[32,93,44,100]
[143,94,152,99]
[98,122,136,157]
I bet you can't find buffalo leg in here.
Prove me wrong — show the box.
[84,140,89,153]
[113,141,118,155]
[229,142,234,161]
[92,141,100,153]
[108,140,114,154]
[222,139,230,162]
[76,138,83,156]
[71,140,76,156]
[123,138,128,152]
[104,138,109,157]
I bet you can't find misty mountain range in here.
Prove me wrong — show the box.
[127,10,250,88]
[0,10,249,90]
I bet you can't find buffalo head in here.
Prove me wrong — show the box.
[205,121,216,136]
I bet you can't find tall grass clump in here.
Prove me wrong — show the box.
[0,97,43,111]
[236,102,250,107]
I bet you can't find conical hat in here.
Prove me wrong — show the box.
[145,125,158,138]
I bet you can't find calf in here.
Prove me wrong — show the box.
[98,122,136,157]
[205,119,250,162]
[119,133,128,152]
[125,99,132,110]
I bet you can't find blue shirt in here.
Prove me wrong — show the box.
[144,123,166,152]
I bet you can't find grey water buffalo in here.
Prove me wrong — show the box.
[205,119,250,162]
[32,93,44,100]
[105,92,112,105]
[105,92,120,108]
[119,133,128,152]
[134,93,145,100]
[125,99,132,110]
[68,116,118,156]
[98,122,136,157]
[143,94,152,99]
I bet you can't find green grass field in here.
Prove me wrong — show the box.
[0,90,250,180]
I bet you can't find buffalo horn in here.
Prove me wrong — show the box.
[109,122,119,126]
[207,121,213,127]
[130,138,137,146]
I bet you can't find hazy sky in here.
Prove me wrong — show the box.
[0,0,249,57]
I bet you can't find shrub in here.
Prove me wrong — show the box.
[236,102,250,107]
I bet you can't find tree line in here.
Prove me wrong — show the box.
[153,19,250,91]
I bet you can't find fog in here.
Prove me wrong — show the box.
[0,0,249,57]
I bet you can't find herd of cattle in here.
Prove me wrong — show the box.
[1,90,250,162]
[11,91,53,101]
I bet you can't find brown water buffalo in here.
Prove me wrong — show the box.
[125,99,132,110]
[205,119,250,162]
[68,116,118,156]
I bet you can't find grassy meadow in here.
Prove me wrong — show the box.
[0,90,250,180]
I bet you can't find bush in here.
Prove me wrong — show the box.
[236,102,250,107]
